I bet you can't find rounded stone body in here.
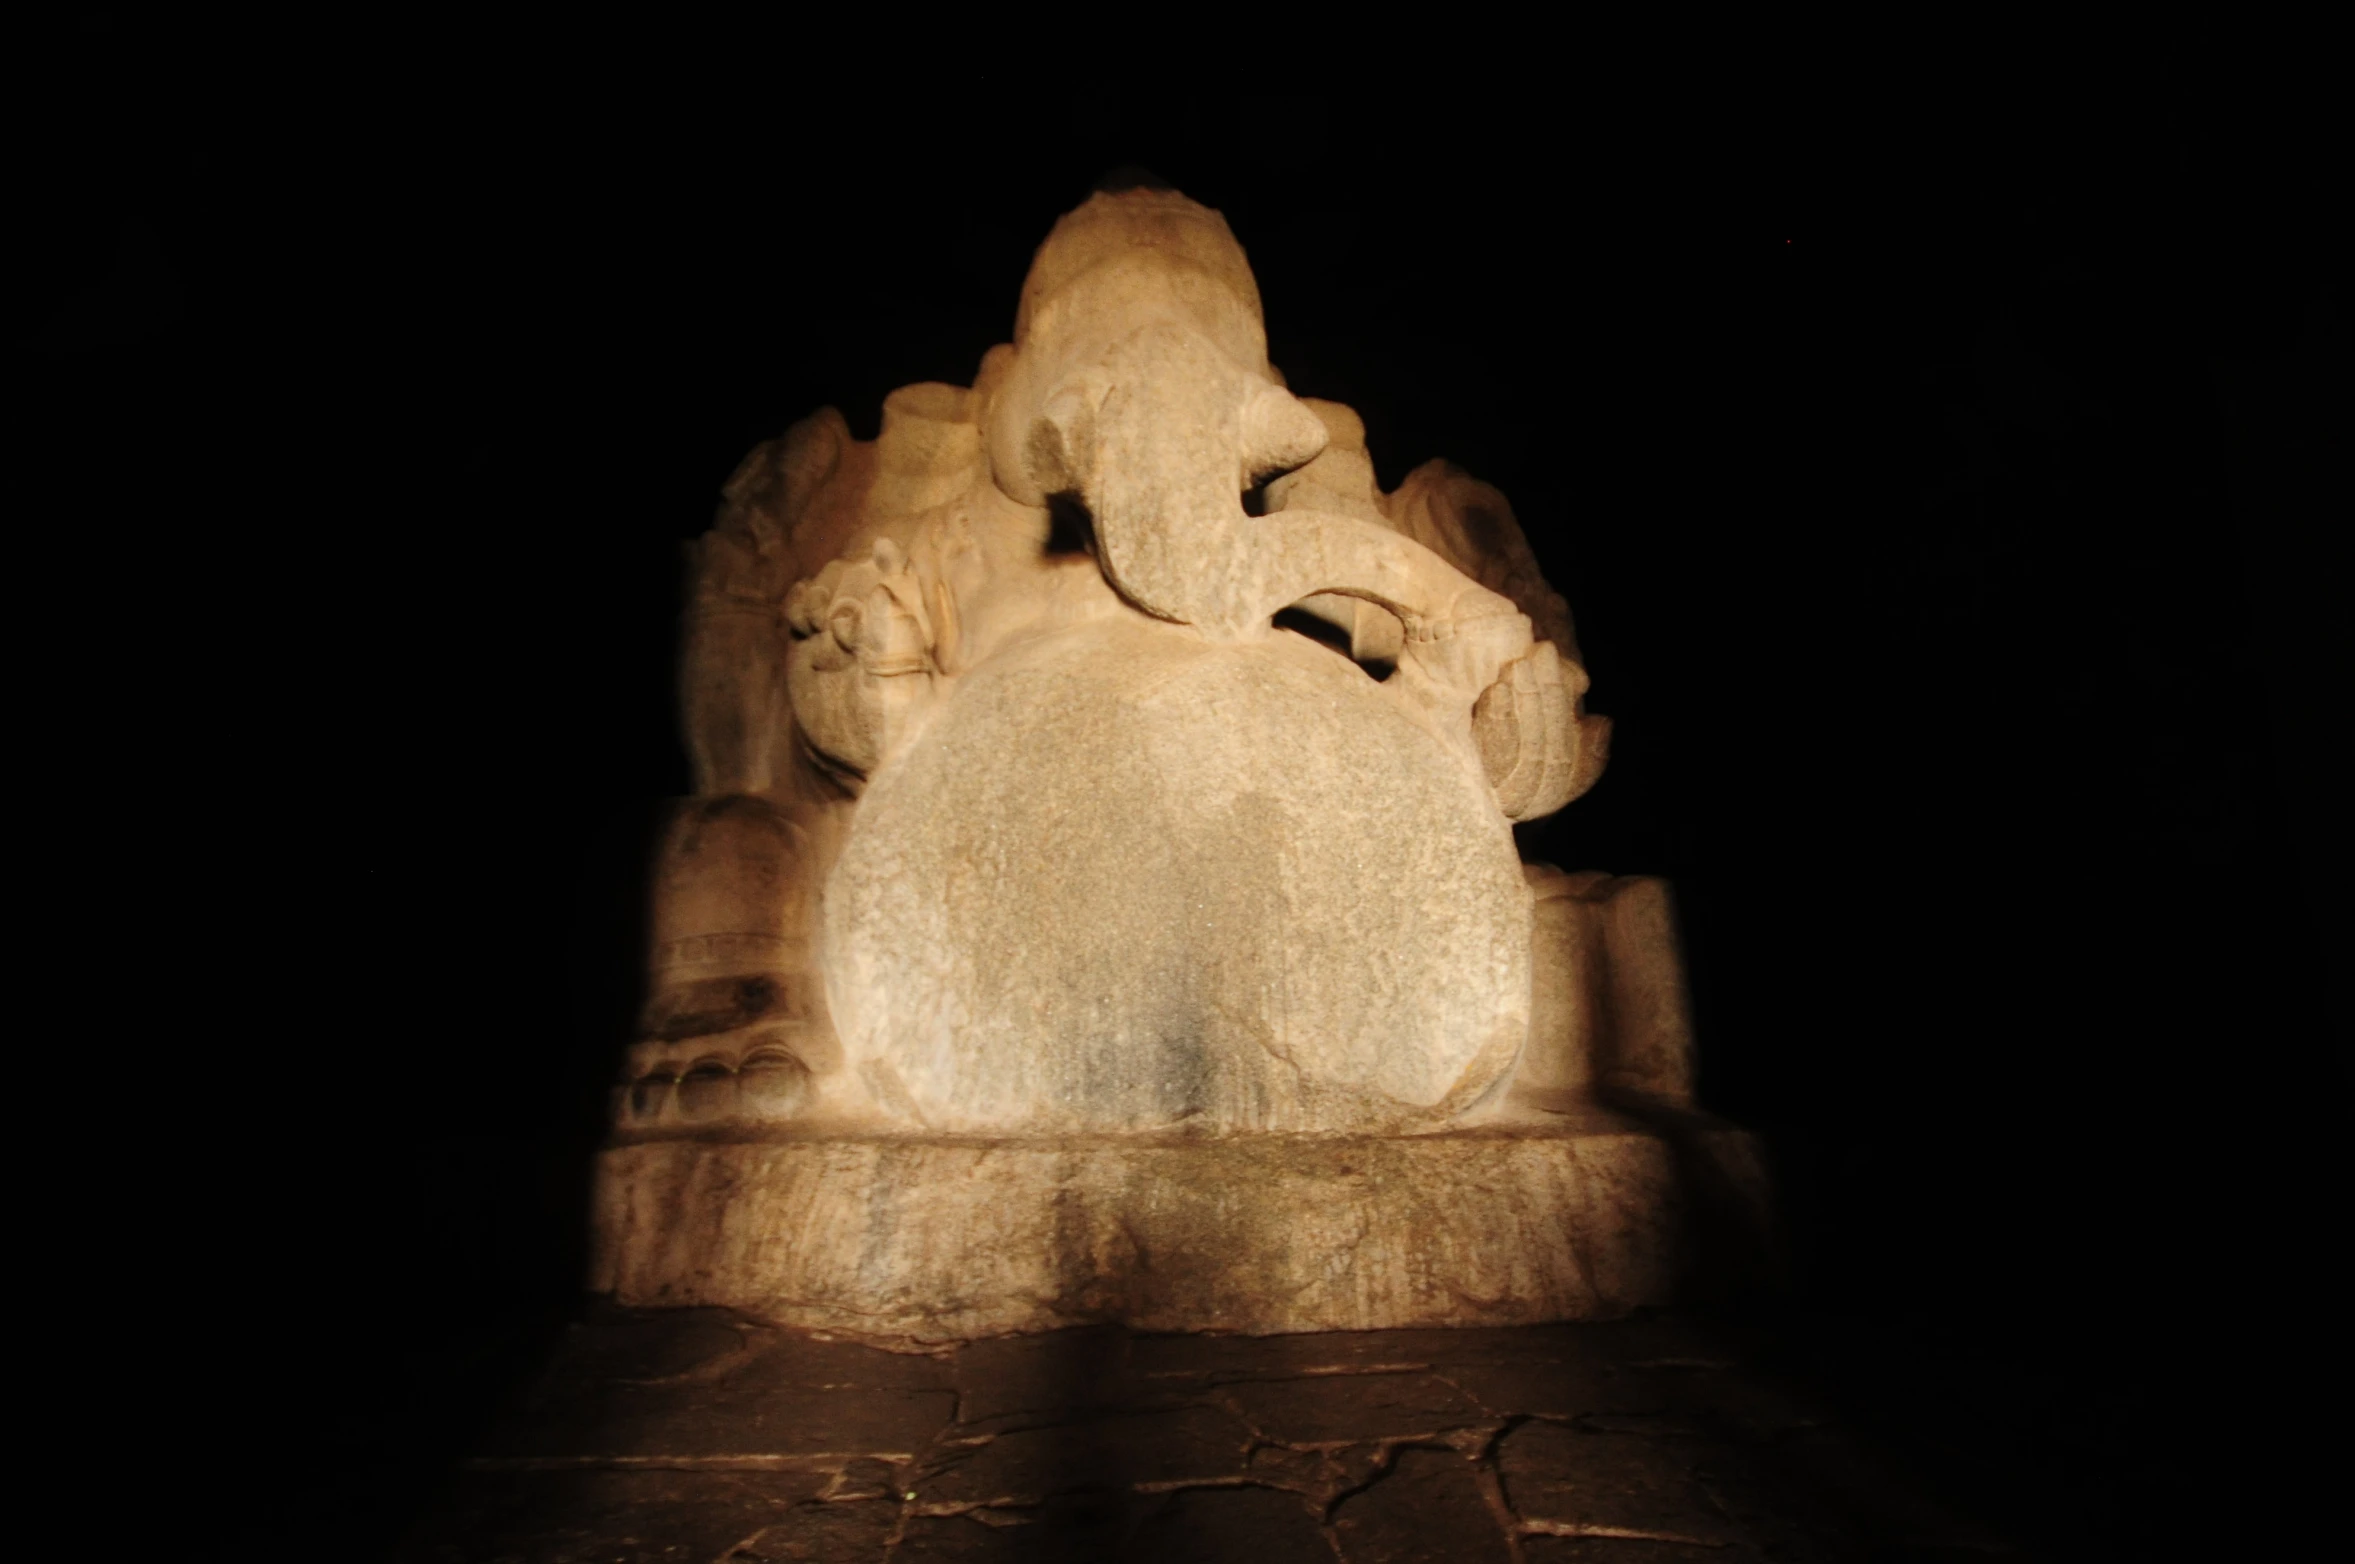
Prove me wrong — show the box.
[824,614,1533,1133]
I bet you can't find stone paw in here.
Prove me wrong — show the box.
[618,1031,814,1129]
[1472,640,1611,820]
[783,536,940,780]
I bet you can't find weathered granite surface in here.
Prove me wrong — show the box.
[636,182,1610,1140]
[600,178,1765,1337]
[396,1307,2012,1561]
[596,1102,1766,1341]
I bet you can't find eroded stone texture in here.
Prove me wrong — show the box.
[600,179,1762,1339]
[829,614,1531,1134]
[594,1118,1692,1341]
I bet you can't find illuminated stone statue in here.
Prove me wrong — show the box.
[596,186,1765,1340]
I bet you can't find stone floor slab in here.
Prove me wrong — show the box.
[1219,1369,1492,1444]
[949,1325,1200,1425]
[1329,1444,1515,1563]
[554,1306,955,1390]
[485,1379,957,1461]
[1128,1485,1333,1562]
[392,1469,831,1564]
[1496,1419,1738,1545]
[1440,1357,1645,1421]
[891,1490,1134,1561]
[481,1307,958,1463]
[396,1313,2022,1561]
[912,1403,1254,1507]
[1521,1538,1740,1563]
[1244,1439,1362,1500]
[718,1499,899,1561]
[1130,1319,1460,1384]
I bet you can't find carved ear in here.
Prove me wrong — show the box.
[1241,381,1331,485]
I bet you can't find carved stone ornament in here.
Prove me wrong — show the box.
[594,187,1770,1342]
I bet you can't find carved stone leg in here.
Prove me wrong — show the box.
[620,796,833,1129]
[1518,867,1697,1107]
[1521,865,1612,1096]
[1595,875,1699,1105]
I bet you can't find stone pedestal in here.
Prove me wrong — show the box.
[592,1099,1769,1347]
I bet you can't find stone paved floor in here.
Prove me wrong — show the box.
[395,1307,2018,1562]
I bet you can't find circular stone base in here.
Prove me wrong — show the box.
[591,1104,1768,1344]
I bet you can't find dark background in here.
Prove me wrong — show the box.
[42,30,2344,1561]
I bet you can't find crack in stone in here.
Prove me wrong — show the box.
[1450,1418,1509,1461]
[1483,1412,1748,1551]
[818,1457,906,1501]
[1430,1367,1500,1419]
[906,1497,1031,1520]
[1440,1423,1505,1456]
[1131,1473,1267,1495]
[1259,1361,1435,1380]
[457,1303,2029,1558]
[1519,1519,1732,1544]
[1312,1434,1475,1518]
[1470,1449,1525,1563]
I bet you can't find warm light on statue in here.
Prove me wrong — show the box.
[594,185,1767,1341]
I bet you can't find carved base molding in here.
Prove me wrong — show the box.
[592,1100,1770,1345]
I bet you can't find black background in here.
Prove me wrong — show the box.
[41,28,2345,1561]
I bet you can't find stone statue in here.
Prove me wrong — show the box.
[597,187,1767,1341]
